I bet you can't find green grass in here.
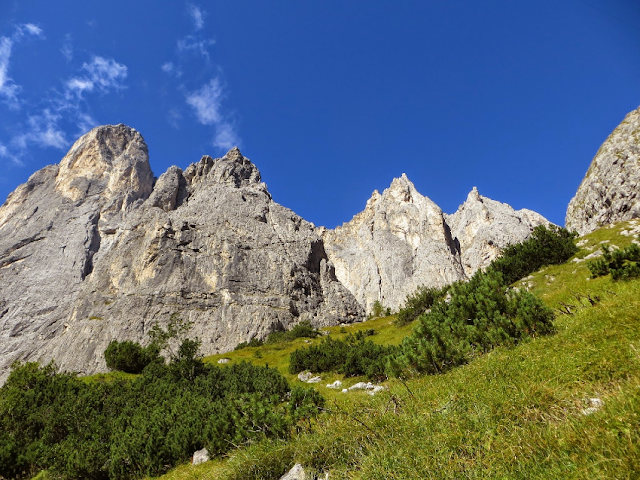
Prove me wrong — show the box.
[138,221,640,479]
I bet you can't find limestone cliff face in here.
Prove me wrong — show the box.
[446,187,549,277]
[566,107,640,235]
[0,125,154,381]
[321,180,550,313]
[0,126,362,381]
[321,175,465,312]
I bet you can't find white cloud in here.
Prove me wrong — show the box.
[177,35,215,59]
[1,54,127,165]
[213,123,239,150]
[188,5,205,30]
[19,24,43,38]
[61,34,73,62]
[186,78,223,125]
[186,79,240,150]
[0,142,21,165]
[67,56,127,96]
[12,109,67,150]
[0,37,19,106]
[161,62,174,73]
[167,108,182,129]
[0,23,44,108]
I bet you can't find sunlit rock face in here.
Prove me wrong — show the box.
[446,187,549,277]
[0,125,363,382]
[566,106,640,235]
[321,178,549,314]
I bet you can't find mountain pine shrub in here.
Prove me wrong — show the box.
[388,270,555,377]
[104,340,160,374]
[487,224,578,285]
[395,284,450,326]
[588,240,640,280]
[289,331,395,381]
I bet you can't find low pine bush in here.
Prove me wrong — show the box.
[289,332,394,381]
[395,284,450,326]
[389,270,555,376]
[588,240,640,280]
[488,224,578,285]
[104,340,160,374]
[0,356,322,480]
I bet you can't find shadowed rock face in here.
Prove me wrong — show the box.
[0,126,363,381]
[566,106,640,235]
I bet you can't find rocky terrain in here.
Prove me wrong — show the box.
[321,178,549,311]
[566,106,640,235]
[0,124,551,381]
[0,125,362,381]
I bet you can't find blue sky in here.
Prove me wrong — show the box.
[0,1,639,228]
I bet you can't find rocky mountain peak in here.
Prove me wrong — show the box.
[387,173,417,203]
[566,106,640,235]
[447,188,549,276]
[54,124,154,209]
[183,148,261,188]
[467,186,482,202]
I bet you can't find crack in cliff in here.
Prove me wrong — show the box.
[81,213,101,280]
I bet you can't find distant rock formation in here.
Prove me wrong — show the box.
[446,187,549,277]
[0,125,362,382]
[321,177,548,312]
[566,106,640,235]
[320,174,465,312]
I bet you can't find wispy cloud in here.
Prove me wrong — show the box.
[60,34,73,62]
[0,23,44,108]
[188,5,205,30]
[0,142,20,165]
[213,123,240,150]
[161,61,182,78]
[66,56,127,97]
[177,36,215,60]
[186,78,240,150]
[2,53,128,165]
[186,78,223,125]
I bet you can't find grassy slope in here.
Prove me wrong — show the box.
[146,220,640,479]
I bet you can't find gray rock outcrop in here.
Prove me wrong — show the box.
[446,187,549,277]
[320,174,465,312]
[566,106,640,235]
[321,176,549,313]
[0,125,363,382]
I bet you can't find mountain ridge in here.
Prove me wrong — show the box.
[0,124,550,381]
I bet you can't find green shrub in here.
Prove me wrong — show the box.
[396,284,450,326]
[266,321,321,344]
[289,332,394,381]
[104,340,160,374]
[235,337,264,350]
[389,270,555,377]
[488,224,578,285]
[588,240,640,280]
[0,358,321,480]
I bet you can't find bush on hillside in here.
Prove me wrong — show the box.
[487,224,578,285]
[104,340,160,374]
[395,284,450,326]
[289,331,394,381]
[388,270,555,377]
[588,240,640,280]
[0,357,321,480]
[266,321,321,344]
